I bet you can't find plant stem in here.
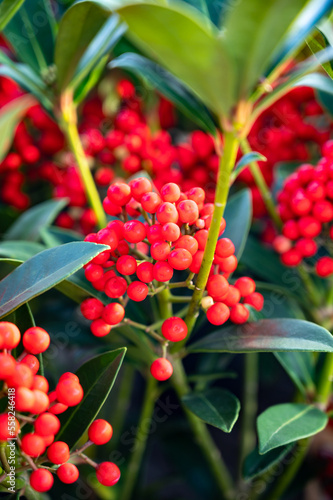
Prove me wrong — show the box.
[60,92,107,230]
[172,359,234,499]
[0,445,10,474]
[316,352,333,407]
[240,137,281,228]
[238,353,258,479]
[174,131,239,351]
[119,375,158,500]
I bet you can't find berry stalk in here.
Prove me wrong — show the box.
[60,92,107,230]
[176,131,239,347]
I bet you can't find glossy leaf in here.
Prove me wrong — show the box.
[56,348,126,449]
[243,444,294,480]
[110,53,217,134]
[0,94,35,163]
[232,152,267,181]
[113,1,235,115]
[267,0,333,74]
[223,0,308,98]
[222,189,252,260]
[40,227,82,247]
[189,319,333,353]
[74,54,108,104]
[3,0,55,72]
[306,29,333,79]
[257,403,328,454]
[182,388,240,432]
[0,242,108,318]
[55,0,110,91]
[0,0,25,31]
[4,199,68,242]
[274,352,315,395]
[71,14,126,90]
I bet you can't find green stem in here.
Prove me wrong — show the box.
[0,445,10,474]
[119,375,158,500]
[60,93,107,230]
[112,364,135,445]
[316,352,333,406]
[174,131,239,352]
[238,353,258,479]
[297,266,321,308]
[240,138,281,228]
[172,360,234,499]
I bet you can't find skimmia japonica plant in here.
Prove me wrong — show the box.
[1,0,333,499]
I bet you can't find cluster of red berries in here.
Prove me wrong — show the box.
[242,86,332,217]
[0,321,120,493]
[274,140,333,277]
[80,178,263,380]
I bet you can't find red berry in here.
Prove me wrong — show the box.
[141,192,162,213]
[91,319,112,337]
[21,433,46,457]
[177,200,199,224]
[244,292,264,311]
[127,281,149,302]
[20,354,40,375]
[0,413,19,440]
[161,222,180,242]
[16,387,35,412]
[230,304,250,324]
[316,256,333,277]
[88,419,113,445]
[104,276,127,298]
[150,358,173,381]
[57,463,79,484]
[30,469,54,492]
[136,262,154,283]
[156,202,179,224]
[206,275,229,300]
[6,364,33,388]
[116,255,137,275]
[161,317,188,342]
[31,390,50,414]
[312,200,333,222]
[129,177,152,201]
[123,220,146,243]
[47,441,70,464]
[96,462,121,486]
[219,255,238,273]
[206,303,230,326]
[84,264,103,282]
[97,228,118,251]
[102,303,125,325]
[281,248,302,267]
[107,182,131,206]
[35,413,60,436]
[23,327,50,354]
[0,322,21,350]
[161,183,181,203]
[80,298,104,320]
[234,277,256,297]
[168,248,193,270]
[151,241,171,261]
[174,235,198,255]
[215,238,235,258]
[153,261,174,282]
[56,380,84,407]
[0,353,16,379]
[32,375,49,393]
[222,285,241,307]
[295,238,317,258]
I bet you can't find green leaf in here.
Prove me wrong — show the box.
[55,0,110,91]
[182,388,240,432]
[4,199,68,242]
[223,0,309,98]
[0,94,35,162]
[0,0,25,31]
[56,348,126,449]
[307,30,333,79]
[182,0,228,27]
[74,54,108,104]
[113,1,235,115]
[0,52,53,110]
[232,152,267,181]
[267,0,333,74]
[189,319,333,353]
[110,53,217,134]
[71,14,126,90]
[243,444,294,480]
[257,403,328,454]
[3,0,55,72]
[0,241,45,261]
[294,73,333,94]
[223,189,252,260]
[40,226,82,247]
[0,242,108,318]
[274,352,315,395]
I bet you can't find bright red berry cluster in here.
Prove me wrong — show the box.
[81,178,263,380]
[0,321,119,492]
[274,140,333,277]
